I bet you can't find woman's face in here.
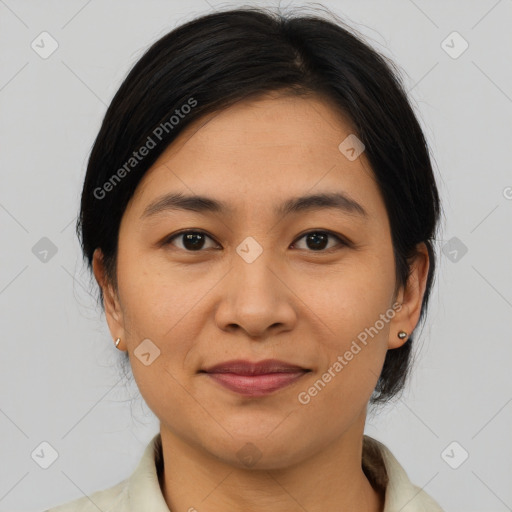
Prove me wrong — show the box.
[94,93,428,468]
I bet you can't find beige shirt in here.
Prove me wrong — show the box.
[45,433,444,512]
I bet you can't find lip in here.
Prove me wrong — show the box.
[200,359,310,397]
[202,359,308,374]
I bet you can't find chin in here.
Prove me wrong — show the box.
[202,429,313,470]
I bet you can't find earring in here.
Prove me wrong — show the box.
[397,330,408,340]
[115,337,121,349]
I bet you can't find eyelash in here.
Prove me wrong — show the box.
[162,229,350,253]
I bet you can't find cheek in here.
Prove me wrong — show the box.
[116,252,227,400]
[293,256,395,408]
[116,243,199,332]
[118,262,204,421]
[302,252,396,345]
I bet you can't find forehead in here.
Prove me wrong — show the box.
[126,94,383,222]
[167,93,359,151]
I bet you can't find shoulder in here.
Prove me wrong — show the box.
[43,479,129,512]
[44,432,164,512]
[363,435,445,512]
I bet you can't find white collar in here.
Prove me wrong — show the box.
[122,433,443,512]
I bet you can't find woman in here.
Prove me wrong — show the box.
[46,5,444,511]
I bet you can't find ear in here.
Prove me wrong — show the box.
[92,248,125,346]
[388,242,430,349]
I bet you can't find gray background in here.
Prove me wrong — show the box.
[1,1,511,511]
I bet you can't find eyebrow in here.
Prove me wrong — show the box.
[141,191,368,220]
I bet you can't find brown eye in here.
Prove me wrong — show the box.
[291,231,347,252]
[163,229,348,253]
[165,231,219,251]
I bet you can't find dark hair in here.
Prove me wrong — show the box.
[77,5,441,405]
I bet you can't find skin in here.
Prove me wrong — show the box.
[93,92,429,512]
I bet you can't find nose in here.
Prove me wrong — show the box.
[214,249,298,339]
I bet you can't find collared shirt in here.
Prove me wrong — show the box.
[45,433,444,512]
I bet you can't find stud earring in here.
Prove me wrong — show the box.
[397,330,408,340]
[115,337,121,349]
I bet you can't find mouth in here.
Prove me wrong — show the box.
[199,359,311,397]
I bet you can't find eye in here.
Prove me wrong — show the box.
[163,229,349,253]
[164,230,219,251]
[291,230,348,252]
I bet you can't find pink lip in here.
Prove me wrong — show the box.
[206,372,307,396]
[201,359,310,397]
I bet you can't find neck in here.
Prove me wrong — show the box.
[158,417,384,512]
